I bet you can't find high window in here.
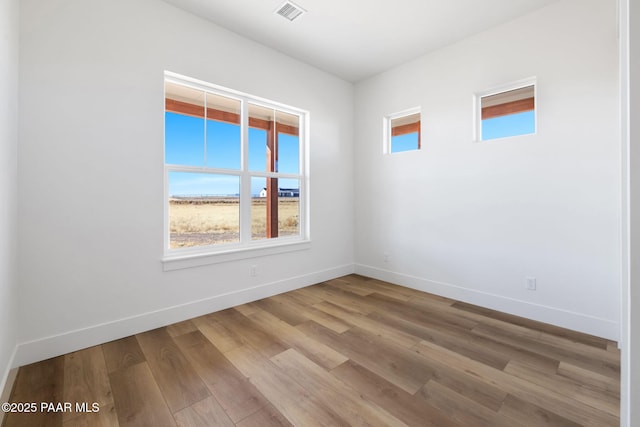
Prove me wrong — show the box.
[164,74,307,259]
[385,108,421,153]
[475,80,536,141]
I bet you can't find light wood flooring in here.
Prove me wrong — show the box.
[2,274,620,426]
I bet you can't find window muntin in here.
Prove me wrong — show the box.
[476,82,536,141]
[385,109,421,153]
[164,75,306,255]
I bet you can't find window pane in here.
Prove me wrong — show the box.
[249,104,300,173]
[480,84,535,141]
[278,178,300,237]
[389,112,420,153]
[168,172,240,248]
[391,132,419,153]
[277,133,299,174]
[165,113,205,166]
[250,177,299,240]
[165,83,205,166]
[251,177,268,240]
[482,110,535,140]
[249,104,274,172]
[249,128,267,172]
[206,93,241,169]
[276,111,300,174]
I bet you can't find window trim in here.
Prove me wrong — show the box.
[474,77,537,142]
[162,72,310,266]
[383,106,422,154]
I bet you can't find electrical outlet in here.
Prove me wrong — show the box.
[526,277,536,290]
[250,265,257,277]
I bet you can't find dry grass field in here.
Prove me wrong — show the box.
[169,197,299,248]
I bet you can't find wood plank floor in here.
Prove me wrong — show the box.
[2,275,620,427]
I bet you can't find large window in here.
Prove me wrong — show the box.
[164,74,307,258]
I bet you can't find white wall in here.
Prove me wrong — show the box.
[624,0,640,424]
[631,16,640,424]
[16,0,354,365]
[0,0,19,397]
[354,0,620,339]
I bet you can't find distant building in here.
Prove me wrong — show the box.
[259,187,299,198]
[278,188,299,197]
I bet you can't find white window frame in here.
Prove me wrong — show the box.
[383,106,421,154]
[162,72,310,270]
[473,77,537,142]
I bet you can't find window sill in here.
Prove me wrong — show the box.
[162,239,311,271]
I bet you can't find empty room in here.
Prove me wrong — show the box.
[1,0,639,426]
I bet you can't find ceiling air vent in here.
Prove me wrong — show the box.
[275,1,306,21]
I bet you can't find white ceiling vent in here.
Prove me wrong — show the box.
[275,1,306,21]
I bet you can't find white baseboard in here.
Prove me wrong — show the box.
[355,264,619,341]
[13,264,354,368]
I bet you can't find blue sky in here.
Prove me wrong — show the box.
[482,110,535,141]
[391,132,419,153]
[166,110,533,194]
[389,110,534,152]
[166,112,299,196]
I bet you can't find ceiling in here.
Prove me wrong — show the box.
[161,0,560,82]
